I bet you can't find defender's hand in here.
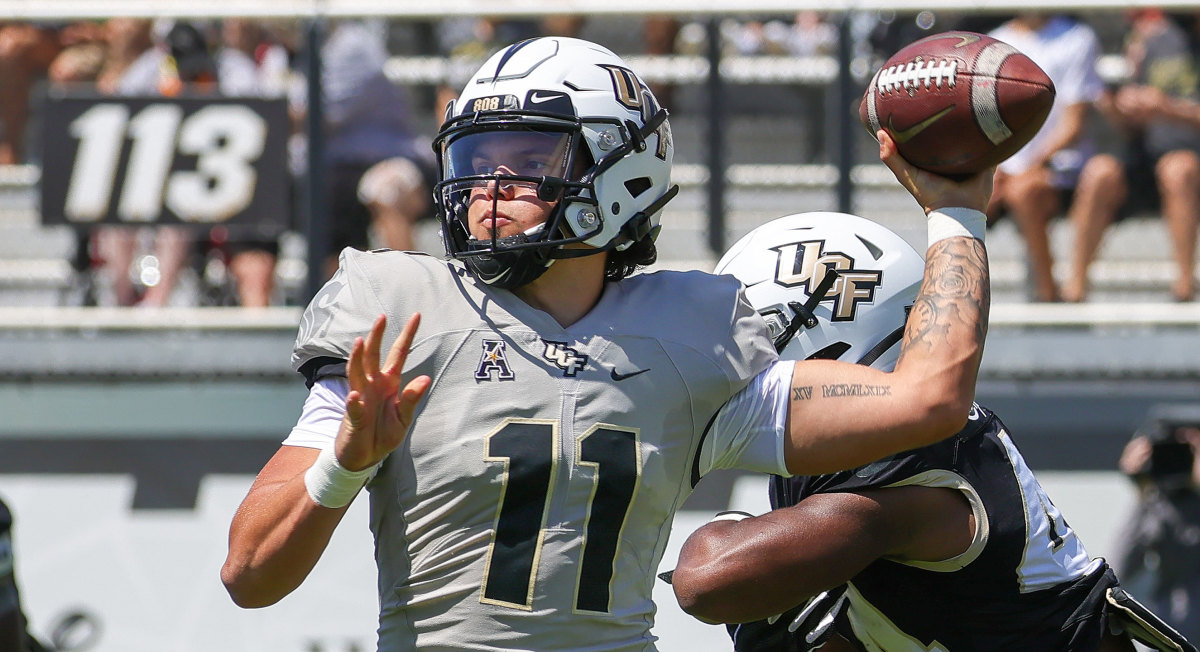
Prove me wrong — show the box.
[878,129,993,215]
[336,313,432,471]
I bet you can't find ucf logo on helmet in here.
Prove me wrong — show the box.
[772,240,883,321]
[601,64,671,161]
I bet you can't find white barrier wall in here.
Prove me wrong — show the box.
[0,471,1137,652]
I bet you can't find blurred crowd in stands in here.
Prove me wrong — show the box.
[1,10,1199,306]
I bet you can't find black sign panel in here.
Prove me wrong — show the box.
[40,95,289,231]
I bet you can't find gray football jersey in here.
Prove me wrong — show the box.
[292,249,776,651]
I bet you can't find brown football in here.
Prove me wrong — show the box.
[860,30,1055,178]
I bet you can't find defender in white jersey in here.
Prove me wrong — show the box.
[221,37,996,651]
[670,214,1193,652]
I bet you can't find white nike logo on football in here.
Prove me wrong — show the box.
[529,92,558,104]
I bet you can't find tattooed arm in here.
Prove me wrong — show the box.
[781,131,991,475]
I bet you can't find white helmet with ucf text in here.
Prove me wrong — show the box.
[714,212,925,371]
[433,37,677,289]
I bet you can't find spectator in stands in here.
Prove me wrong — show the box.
[92,20,205,307]
[676,19,769,57]
[42,21,109,89]
[713,12,837,58]
[44,19,150,306]
[867,11,960,65]
[433,16,587,125]
[91,20,292,307]
[1114,404,1200,642]
[777,11,838,56]
[987,13,1105,303]
[217,18,291,98]
[435,15,677,122]
[208,18,294,307]
[0,21,64,165]
[641,15,681,107]
[1064,9,1200,303]
[354,156,431,255]
[46,37,105,86]
[539,14,588,40]
[436,17,540,63]
[293,19,435,274]
[432,17,542,130]
[92,17,153,95]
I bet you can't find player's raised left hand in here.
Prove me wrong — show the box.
[336,313,432,471]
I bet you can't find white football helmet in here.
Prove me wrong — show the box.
[433,37,677,288]
[714,212,925,371]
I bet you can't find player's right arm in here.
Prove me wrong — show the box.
[781,131,991,475]
[221,314,430,608]
[220,445,343,608]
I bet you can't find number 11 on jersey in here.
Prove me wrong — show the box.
[480,419,642,613]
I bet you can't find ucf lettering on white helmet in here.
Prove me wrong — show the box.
[714,212,925,371]
[433,37,677,289]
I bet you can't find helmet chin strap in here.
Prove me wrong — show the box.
[464,220,557,290]
[773,269,840,353]
[465,246,555,289]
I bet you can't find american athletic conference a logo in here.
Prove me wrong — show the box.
[772,240,883,321]
[475,340,515,381]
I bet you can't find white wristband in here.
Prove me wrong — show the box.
[709,510,755,523]
[927,207,986,246]
[304,446,376,508]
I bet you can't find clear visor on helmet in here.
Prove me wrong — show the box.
[438,126,591,254]
[441,128,575,184]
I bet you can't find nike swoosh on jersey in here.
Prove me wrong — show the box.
[887,106,955,144]
[529,92,559,104]
[610,367,651,381]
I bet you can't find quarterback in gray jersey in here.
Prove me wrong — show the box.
[222,37,996,651]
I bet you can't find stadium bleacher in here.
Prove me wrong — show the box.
[1,11,1186,308]
[1,159,1189,307]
